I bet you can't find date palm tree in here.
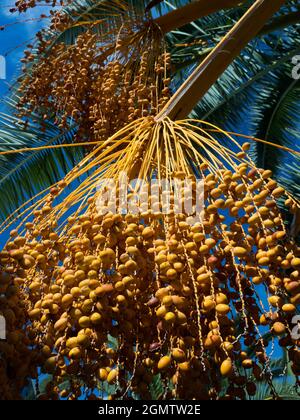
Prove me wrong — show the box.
[0,1,299,401]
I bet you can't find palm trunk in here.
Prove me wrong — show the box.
[154,0,244,34]
[156,0,287,121]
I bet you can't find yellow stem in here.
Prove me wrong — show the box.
[0,141,103,156]
[206,129,300,157]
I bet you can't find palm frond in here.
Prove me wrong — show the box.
[149,374,165,400]
[0,107,82,221]
[255,382,300,400]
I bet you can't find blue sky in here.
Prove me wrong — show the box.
[0,5,49,107]
[0,6,50,241]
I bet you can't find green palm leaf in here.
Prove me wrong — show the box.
[0,105,82,220]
